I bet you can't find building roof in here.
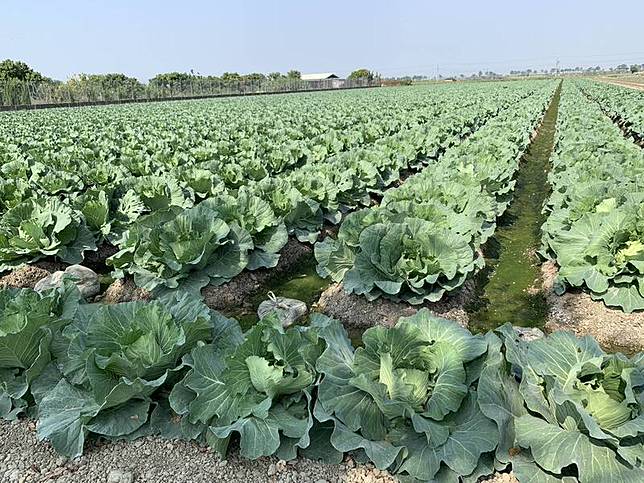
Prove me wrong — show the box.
[301,73,340,80]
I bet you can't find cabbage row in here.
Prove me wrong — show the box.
[0,82,550,297]
[541,83,644,312]
[578,80,644,140]
[316,82,557,304]
[1,284,642,482]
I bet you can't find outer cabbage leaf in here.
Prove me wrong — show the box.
[479,325,644,482]
[0,282,80,419]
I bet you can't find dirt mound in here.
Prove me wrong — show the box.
[202,239,312,311]
[542,261,644,355]
[315,281,473,330]
[0,265,51,289]
[101,278,152,304]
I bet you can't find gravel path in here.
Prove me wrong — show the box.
[0,419,396,483]
[1,419,520,483]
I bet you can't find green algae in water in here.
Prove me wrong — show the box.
[468,84,562,333]
[230,255,331,331]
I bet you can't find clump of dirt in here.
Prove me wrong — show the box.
[202,239,312,311]
[480,472,519,483]
[0,265,51,289]
[315,281,474,330]
[101,278,152,304]
[542,261,644,355]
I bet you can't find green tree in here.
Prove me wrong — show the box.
[630,64,640,73]
[242,72,266,82]
[286,70,301,79]
[0,59,52,106]
[348,68,373,80]
[149,72,193,88]
[267,72,283,81]
[221,72,241,83]
[64,73,143,101]
[0,59,49,82]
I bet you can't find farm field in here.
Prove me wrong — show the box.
[1,79,643,482]
[598,74,644,91]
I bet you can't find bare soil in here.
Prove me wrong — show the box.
[101,278,153,304]
[599,79,644,91]
[542,261,644,354]
[0,418,514,483]
[0,265,51,289]
[202,239,313,311]
[83,243,119,273]
[315,281,474,330]
[0,419,396,483]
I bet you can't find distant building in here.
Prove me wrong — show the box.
[301,73,344,88]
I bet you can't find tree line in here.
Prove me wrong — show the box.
[0,60,377,106]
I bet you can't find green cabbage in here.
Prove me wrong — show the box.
[0,197,96,271]
[171,314,325,460]
[35,294,220,457]
[315,309,497,481]
[479,325,644,482]
[0,282,80,419]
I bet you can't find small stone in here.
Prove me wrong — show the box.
[134,440,144,448]
[8,469,21,482]
[218,460,227,467]
[34,264,100,299]
[267,463,277,476]
[106,469,134,483]
[315,479,329,483]
[165,443,174,450]
[55,456,67,467]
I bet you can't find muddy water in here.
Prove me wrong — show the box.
[468,83,561,333]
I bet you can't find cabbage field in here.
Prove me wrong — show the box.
[0,79,643,482]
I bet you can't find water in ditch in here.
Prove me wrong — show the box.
[467,83,561,333]
[229,255,331,331]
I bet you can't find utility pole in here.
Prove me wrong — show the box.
[555,58,560,75]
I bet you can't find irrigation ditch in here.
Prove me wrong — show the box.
[466,82,561,333]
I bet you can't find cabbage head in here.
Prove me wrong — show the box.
[0,197,96,271]
[479,325,644,482]
[108,203,253,296]
[171,314,326,460]
[315,309,497,481]
[35,294,219,457]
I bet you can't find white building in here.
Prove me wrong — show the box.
[301,73,344,88]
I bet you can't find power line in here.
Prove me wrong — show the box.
[317,51,644,76]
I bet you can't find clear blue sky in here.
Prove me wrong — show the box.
[3,0,643,81]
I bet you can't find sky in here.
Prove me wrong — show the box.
[3,0,643,81]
